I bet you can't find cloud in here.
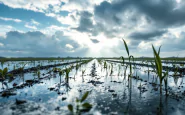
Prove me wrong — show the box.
[0,25,14,37]
[90,39,99,43]
[129,30,167,40]
[0,31,88,57]
[94,0,185,27]
[25,24,37,30]
[1,0,185,57]
[74,11,93,32]
[24,19,42,30]
[0,17,22,23]
[0,0,63,12]
[31,19,40,25]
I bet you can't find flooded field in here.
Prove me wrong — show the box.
[0,59,185,115]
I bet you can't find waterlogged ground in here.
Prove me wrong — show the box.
[0,59,185,115]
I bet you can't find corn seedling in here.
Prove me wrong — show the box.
[122,39,135,77]
[37,70,41,80]
[82,69,86,82]
[64,67,71,84]
[0,67,13,89]
[59,69,64,84]
[164,71,169,96]
[104,61,107,69]
[18,63,27,84]
[68,91,92,115]
[152,45,168,94]
[109,63,113,76]
[0,60,5,69]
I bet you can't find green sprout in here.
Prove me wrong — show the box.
[58,69,64,84]
[0,60,5,69]
[0,67,13,89]
[82,69,86,82]
[37,70,41,80]
[122,39,135,77]
[68,91,92,115]
[103,61,107,69]
[109,63,113,76]
[64,67,71,84]
[152,45,168,94]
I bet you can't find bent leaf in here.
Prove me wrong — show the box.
[68,104,73,112]
[81,91,89,102]
[122,39,129,56]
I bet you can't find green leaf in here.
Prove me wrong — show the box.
[3,67,8,75]
[120,56,125,65]
[82,102,92,108]
[81,91,89,102]
[129,55,134,75]
[76,98,80,103]
[152,45,162,79]
[68,104,73,112]
[7,74,13,77]
[122,39,129,56]
[158,45,162,55]
[0,69,2,74]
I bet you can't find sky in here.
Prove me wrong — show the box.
[0,0,185,57]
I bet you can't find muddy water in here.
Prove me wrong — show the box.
[0,59,185,115]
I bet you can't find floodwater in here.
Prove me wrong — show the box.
[0,59,185,115]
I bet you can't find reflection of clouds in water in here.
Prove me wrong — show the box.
[168,77,183,87]
[66,88,80,103]
[0,101,69,115]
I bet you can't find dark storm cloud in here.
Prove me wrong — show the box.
[95,0,185,27]
[73,11,93,32]
[129,30,167,40]
[74,0,185,39]
[74,11,119,38]
[73,0,185,39]
[161,31,185,51]
[0,31,88,57]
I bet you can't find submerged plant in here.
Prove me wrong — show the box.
[90,62,97,79]
[18,62,28,84]
[58,69,64,83]
[109,63,113,76]
[82,70,86,76]
[0,67,12,89]
[64,67,71,84]
[0,60,5,69]
[82,69,86,82]
[37,70,41,80]
[103,61,107,69]
[68,91,92,115]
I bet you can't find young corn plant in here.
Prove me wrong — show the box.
[152,45,168,94]
[19,63,27,84]
[68,91,92,115]
[122,39,135,77]
[64,67,71,84]
[59,69,64,84]
[109,63,113,76]
[37,70,41,80]
[164,71,169,96]
[82,69,86,82]
[0,60,5,69]
[103,61,107,69]
[0,67,13,89]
